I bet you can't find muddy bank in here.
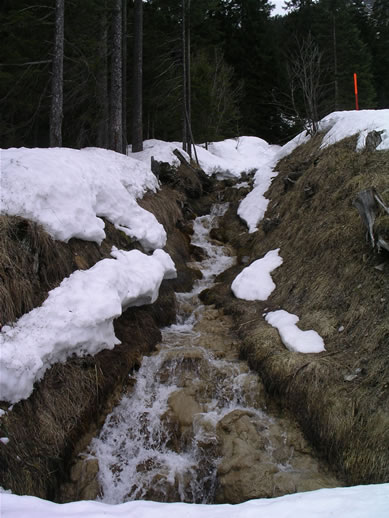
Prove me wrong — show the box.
[0,163,216,499]
[201,135,389,485]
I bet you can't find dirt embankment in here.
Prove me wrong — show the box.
[0,160,217,500]
[201,134,389,485]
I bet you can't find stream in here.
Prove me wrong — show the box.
[88,203,339,504]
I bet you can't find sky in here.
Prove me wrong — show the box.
[271,0,288,16]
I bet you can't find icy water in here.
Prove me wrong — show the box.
[90,204,339,504]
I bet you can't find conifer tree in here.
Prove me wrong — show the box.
[371,0,389,107]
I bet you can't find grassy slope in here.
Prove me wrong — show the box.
[207,134,389,484]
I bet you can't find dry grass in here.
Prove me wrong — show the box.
[0,216,74,325]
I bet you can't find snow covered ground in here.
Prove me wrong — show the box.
[0,147,165,250]
[0,249,176,403]
[1,110,389,514]
[1,483,388,518]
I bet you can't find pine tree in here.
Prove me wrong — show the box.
[371,0,389,107]
[315,0,376,111]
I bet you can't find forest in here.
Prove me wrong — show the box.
[1,0,388,150]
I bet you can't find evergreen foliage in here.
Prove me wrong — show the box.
[0,0,386,148]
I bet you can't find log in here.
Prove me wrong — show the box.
[353,187,389,253]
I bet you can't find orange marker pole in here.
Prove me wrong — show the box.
[354,73,359,111]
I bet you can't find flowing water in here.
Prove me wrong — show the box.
[89,203,339,505]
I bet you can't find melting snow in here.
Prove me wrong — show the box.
[231,249,283,301]
[0,249,176,404]
[265,310,325,354]
[0,147,165,251]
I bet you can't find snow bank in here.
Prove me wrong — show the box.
[130,139,184,168]
[237,109,389,233]
[131,137,280,179]
[265,310,325,353]
[231,249,283,301]
[0,249,176,404]
[199,136,280,178]
[1,484,389,518]
[318,110,389,150]
[0,147,165,251]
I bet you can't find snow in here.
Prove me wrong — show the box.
[1,484,389,518]
[130,139,185,168]
[0,249,176,404]
[199,136,280,178]
[237,163,278,233]
[318,110,389,151]
[231,249,283,301]
[131,136,280,179]
[0,147,165,251]
[265,310,325,354]
[237,110,389,233]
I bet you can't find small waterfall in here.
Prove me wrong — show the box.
[89,203,339,504]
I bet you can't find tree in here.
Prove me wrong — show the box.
[191,48,241,143]
[316,0,376,111]
[96,0,109,148]
[182,0,190,154]
[49,0,64,147]
[287,34,324,134]
[371,0,389,107]
[132,0,143,152]
[109,0,123,153]
[122,0,128,152]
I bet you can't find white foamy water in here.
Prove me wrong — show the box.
[91,204,248,503]
[90,204,337,505]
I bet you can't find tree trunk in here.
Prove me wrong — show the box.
[186,0,192,159]
[96,1,109,148]
[122,0,128,153]
[109,0,123,153]
[132,0,143,153]
[182,0,188,154]
[333,15,339,111]
[50,0,64,147]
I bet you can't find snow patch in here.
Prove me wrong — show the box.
[0,249,176,404]
[232,249,283,301]
[265,310,325,353]
[131,137,280,179]
[318,110,389,150]
[237,164,278,233]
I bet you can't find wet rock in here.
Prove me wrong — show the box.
[168,389,203,428]
[214,409,339,503]
[61,457,100,502]
[365,130,383,152]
